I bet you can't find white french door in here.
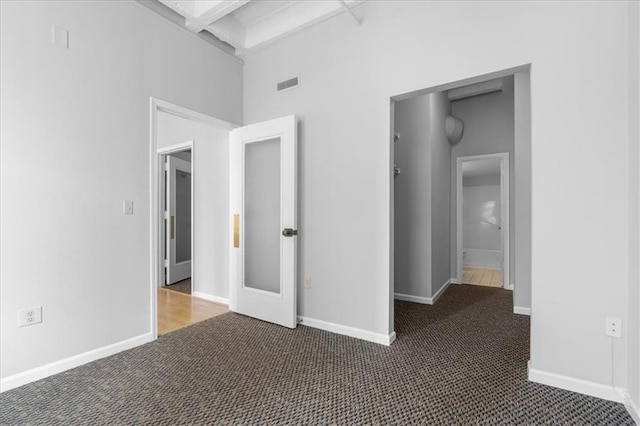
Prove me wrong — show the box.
[165,154,192,285]
[229,115,297,328]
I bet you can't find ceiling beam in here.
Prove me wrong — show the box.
[336,0,361,25]
[195,1,251,25]
[159,0,249,33]
[239,0,366,52]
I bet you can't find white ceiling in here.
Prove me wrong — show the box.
[156,0,365,56]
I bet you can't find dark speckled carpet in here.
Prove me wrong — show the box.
[0,285,633,424]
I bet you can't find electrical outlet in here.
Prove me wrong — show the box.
[19,306,42,327]
[605,317,622,338]
[303,276,311,289]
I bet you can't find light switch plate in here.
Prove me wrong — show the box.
[52,25,69,49]
[123,200,134,215]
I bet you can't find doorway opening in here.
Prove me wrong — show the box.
[161,146,192,294]
[389,65,531,335]
[150,98,236,338]
[149,98,298,338]
[457,153,509,289]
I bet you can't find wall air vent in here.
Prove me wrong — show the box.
[277,76,300,93]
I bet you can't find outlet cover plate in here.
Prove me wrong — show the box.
[19,306,42,327]
[605,317,622,338]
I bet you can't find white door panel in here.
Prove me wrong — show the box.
[166,155,192,284]
[230,115,297,328]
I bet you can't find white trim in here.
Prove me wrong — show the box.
[456,153,510,292]
[514,306,531,316]
[449,278,461,284]
[528,362,624,403]
[394,293,432,305]
[157,140,194,155]
[0,333,153,393]
[394,279,452,305]
[504,283,514,291]
[298,316,396,346]
[192,291,229,306]
[624,392,640,424]
[431,279,451,303]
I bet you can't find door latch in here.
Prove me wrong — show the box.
[282,228,298,237]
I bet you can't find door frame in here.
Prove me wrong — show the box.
[455,152,510,289]
[159,143,193,287]
[149,97,237,339]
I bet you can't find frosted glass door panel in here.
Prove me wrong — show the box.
[175,171,191,263]
[244,138,281,294]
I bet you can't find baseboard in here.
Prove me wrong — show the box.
[528,361,624,403]
[431,279,451,304]
[624,391,640,424]
[450,278,461,284]
[394,293,432,304]
[297,316,395,346]
[514,306,531,316]
[0,332,153,393]
[395,279,452,305]
[504,283,514,291]
[192,291,229,306]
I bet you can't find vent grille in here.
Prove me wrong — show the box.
[277,76,300,92]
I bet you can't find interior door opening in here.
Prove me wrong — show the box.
[457,154,509,289]
[163,149,192,294]
[389,66,531,336]
[150,99,298,339]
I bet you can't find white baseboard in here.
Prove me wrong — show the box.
[192,291,229,306]
[395,279,452,305]
[298,316,395,346]
[0,332,153,393]
[624,391,640,424]
[450,278,461,284]
[504,283,514,290]
[514,306,531,316]
[528,361,624,403]
[394,293,432,304]
[431,279,451,303]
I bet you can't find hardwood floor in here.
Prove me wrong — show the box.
[462,267,503,287]
[158,288,228,335]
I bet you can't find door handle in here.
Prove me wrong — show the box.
[282,228,298,237]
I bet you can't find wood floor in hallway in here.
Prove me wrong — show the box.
[157,288,228,335]
[463,267,503,287]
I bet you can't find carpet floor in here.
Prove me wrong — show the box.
[0,285,633,425]
[164,278,191,295]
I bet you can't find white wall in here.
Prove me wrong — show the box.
[450,77,515,287]
[462,184,502,251]
[243,0,632,399]
[429,92,451,295]
[394,96,432,299]
[0,1,241,382]
[393,91,450,301]
[514,72,532,311]
[157,112,230,299]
